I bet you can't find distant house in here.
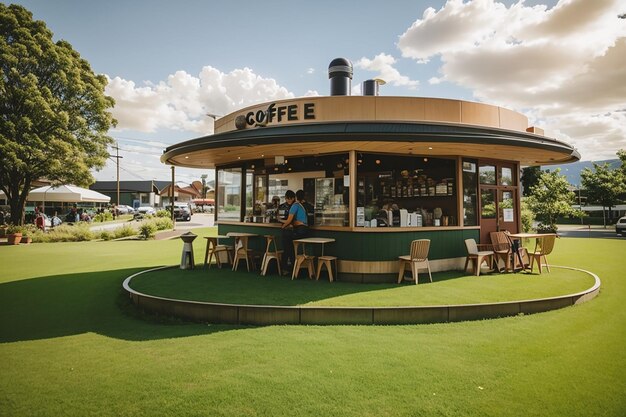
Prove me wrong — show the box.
[160,183,201,205]
[90,180,171,207]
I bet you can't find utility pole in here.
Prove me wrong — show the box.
[109,142,123,206]
[201,174,208,199]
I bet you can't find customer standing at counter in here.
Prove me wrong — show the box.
[280,190,310,275]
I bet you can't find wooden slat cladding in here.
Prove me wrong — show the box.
[215,97,528,134]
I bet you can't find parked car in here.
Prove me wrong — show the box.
[616,216,626,236]
[116,205,135,214]
[134,206,156,220]
[171,202,192,221]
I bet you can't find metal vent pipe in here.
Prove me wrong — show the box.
[328,57,353,96]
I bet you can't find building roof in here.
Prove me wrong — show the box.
[91,180,171,194]
[161,96,580,169]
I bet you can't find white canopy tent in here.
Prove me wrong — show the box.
[25,185,111,203]
[0,185,111,204]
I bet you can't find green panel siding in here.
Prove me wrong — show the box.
[218,224,479,261]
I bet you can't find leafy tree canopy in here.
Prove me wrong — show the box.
[0,4,116,224]
[580,158,626,226]
[526,169,581,233]
[521,166,542,197]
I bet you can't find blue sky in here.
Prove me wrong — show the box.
[11,0,626,183]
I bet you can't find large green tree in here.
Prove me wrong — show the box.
[618,149,626,178]
[580,160,626,227]
[526,169,581,233]
[0,4,116,224]
[521,166,542,197]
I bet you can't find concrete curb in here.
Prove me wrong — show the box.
[123,265,601,326]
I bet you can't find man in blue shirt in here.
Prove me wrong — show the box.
[280,190,310,275]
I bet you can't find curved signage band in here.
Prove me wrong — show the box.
[161,96,579,168]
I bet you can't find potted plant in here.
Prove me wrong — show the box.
[6,225,23,245]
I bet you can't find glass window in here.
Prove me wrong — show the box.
[481,189,496,219]
[462,160,477,226]
[479,165,496,185]
[217,167,242,221]
[355,153,457,227]
[500,167,513,186]
[238,153,349,226]
[270,153,348,227]
[268,179,288,201]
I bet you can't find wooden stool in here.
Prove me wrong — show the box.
[316,255,337,282]
[292,241,315,280]
[260,235,283,276]
[204,237,233,269]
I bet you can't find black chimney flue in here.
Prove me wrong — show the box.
[328,58,353,96]
[362,79,378,96]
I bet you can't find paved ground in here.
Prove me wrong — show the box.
[154,213,215,240]
[555,223,624,240]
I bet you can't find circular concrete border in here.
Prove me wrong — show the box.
[123,265,600,325]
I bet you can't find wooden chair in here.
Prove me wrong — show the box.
[203,237,233,269]
[397,239,432,284]
[292,240,315,280]
[260,235,282,276]
[529,234,556,274]
[464,239,495,276]
[231,235,255,272]
[316,255,338,282]
[489,232,512,272]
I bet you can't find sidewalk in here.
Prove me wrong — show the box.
[556,224,615,232]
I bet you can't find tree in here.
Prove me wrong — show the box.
[618,149,626,177]
[0,4,116,224]
[580,161,626,227]
[521,166,542,197]
[526,169,581,233]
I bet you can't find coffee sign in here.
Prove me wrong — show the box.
[235,102,315,129]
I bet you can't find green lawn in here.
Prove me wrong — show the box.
[0,228,624,417]
[131,265,594,307]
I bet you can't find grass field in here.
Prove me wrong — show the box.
[0,228,624,416]
[130,264,595,307]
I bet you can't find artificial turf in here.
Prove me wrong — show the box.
[0,228,624,417]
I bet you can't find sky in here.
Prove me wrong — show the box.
[11,0,626,184]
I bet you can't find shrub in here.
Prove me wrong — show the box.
[32,224,94,243]
[520,200,534,233]
[153,217,173,231]
[139,222,157,239]
[113,224,137,239]
[99,230,113,241]
[70,224,95,241]
[156,209,170,218]
[93,212,113,223]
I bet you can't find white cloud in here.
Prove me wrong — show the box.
[355,53,419,89]
[106,66,295,134]
[397,0,626,160]
[307,68,315,74]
